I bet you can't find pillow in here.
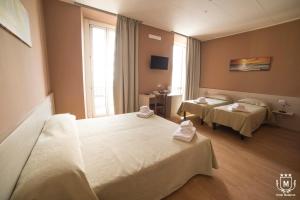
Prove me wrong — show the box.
[206,94,231,101]
[237,98,267,107]
[11,114,98,200]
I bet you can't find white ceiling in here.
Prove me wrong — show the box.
[75,0,300,40]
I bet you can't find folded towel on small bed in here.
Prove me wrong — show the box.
[194,97,207,104]
[179,127,196,135]
[137,106,154,118]
[173,127,196,142]
[180,120,193,128]
[174,120,196,142]
[137,110,154,118]
[230,103,249,112]
[140,106,150,113]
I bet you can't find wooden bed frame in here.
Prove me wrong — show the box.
[0,95,54,200]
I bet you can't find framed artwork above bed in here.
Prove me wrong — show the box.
[0,0,32,47]
[229,57,271,71]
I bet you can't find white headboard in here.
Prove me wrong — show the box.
[0,95,54,200]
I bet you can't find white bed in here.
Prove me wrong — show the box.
[177,94,232,123]
[5,96,218,200]
[77,113,218,200]
[204,98,273,138]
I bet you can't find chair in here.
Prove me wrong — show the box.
[153,93,167,118]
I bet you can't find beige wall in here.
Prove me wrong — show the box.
[0,0,49,143]
[43,0,86,118]
[201,19,300,97]
[138,24,174,94]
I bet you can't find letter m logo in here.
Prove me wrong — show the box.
[283,181,290,187]
[281,177,292,190]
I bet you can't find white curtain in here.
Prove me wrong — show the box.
[185,37,201,100]
[113,15,139,114]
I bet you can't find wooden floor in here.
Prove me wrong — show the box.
[164,117,300,200]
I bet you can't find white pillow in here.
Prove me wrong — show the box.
[11,114,98,200]
[237,98,267,107]
[206,94,232,101]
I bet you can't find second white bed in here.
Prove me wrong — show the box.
[204,98,273,137]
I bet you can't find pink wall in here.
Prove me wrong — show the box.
[0,0,50,143]
[43,0,86,118]
[138,24,174,93]
[42,3,175,117]
[201,19,300,97]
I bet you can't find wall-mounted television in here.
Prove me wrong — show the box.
[150,55,168,70]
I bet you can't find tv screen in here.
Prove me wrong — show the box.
[150,55,168,70]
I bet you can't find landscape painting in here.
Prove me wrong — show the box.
[229,57,271,71]
[0,0,32,46]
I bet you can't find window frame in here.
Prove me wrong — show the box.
[171,38,187,97]
[83,19,115,118]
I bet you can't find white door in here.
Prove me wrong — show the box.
[84,20,115,117]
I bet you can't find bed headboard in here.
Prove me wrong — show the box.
[0,95,54,200]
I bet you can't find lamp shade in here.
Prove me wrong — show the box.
[278,99,287,106]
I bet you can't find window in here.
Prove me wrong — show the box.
[84,20,115,117]
[171,34,187,97]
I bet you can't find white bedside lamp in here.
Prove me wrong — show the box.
[157,84,162,92]
[204,91,208,97]
[278,99,288,113]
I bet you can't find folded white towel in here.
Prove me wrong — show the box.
[180,120,193,128]
[137,110,154,118]
[140,106,150,113]
[230,103,248,112]
[173,127,196,142]
[232,103,242,108]
[140,105,149,110]
[194,97,207,104]
[179,126,195,135]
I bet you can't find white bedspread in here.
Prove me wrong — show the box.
[177,98,230,119]
[77,113,218,200]
[205,103,270,137]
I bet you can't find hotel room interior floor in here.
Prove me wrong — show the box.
[165,117,300,200]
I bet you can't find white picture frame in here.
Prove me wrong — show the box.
[0,0,32,47]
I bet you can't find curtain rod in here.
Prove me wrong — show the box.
[172,31,202,42]
[74,2,117,16]
[73,2,143,23]
[172,31,189,38]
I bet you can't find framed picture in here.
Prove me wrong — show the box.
[229,57,271,71]
[0,0,32,47]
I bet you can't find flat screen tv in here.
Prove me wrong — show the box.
[150,55,168,70]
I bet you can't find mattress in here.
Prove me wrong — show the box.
[177,97,230,119]
[77,113,218,200]
[205,103,268,137]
